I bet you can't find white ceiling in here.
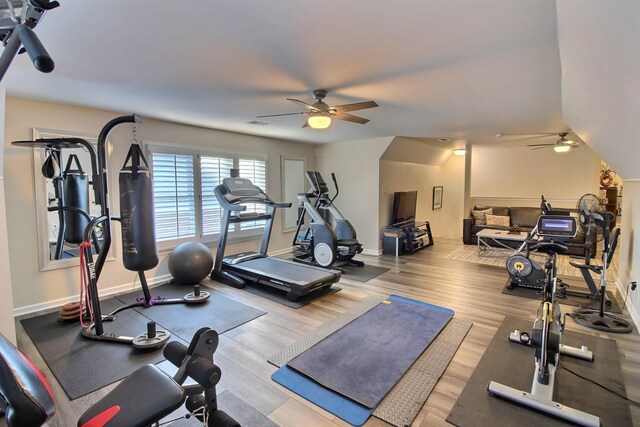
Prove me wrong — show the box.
[4,0,570,145]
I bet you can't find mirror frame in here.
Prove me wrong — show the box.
[280,156,306,232]
[32,128,116,271]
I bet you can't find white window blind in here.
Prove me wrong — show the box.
[239,159,267,230]
[149,144,268,247]
[152,153,196,241]
[201,156,233,236]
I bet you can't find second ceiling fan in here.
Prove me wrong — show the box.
[257,89,378,129]
[497,131,581,153]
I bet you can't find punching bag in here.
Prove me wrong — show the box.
[63,155,90,244]
[119,144,159,271]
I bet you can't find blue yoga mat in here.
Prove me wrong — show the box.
[272,295,454,425]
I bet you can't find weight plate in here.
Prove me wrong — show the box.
[184,290,211,303]
[132,330,171,349]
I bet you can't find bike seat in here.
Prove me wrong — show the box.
[78,364,185,427]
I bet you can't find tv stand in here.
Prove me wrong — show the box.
[383,221,434,256]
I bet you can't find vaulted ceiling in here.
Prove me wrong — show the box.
[4,1,640,180]
[4,0,566,146]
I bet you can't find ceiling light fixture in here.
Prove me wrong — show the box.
[438,138,451,142]
[307,112,331,129]
[453,149,466,156]
[554,145,571,153]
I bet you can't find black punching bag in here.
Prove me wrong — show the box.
[119,144,158,271]
[63,155,90,244]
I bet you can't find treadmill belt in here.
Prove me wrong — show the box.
[239,258,339,285]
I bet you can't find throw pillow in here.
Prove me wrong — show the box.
[486,214,510,227]
[472,208,493,225]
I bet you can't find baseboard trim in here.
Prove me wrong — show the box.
[362,248,383,256]
[269,247,293,257]
[13,274,173,317]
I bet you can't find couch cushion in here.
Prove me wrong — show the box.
[510,207,542,228]
[472,208,492,225]
[485,214,510,227]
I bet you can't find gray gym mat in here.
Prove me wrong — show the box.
[268,298,471,427]
[242,283,341,308]
[115,283,267,341]
[268,297,381,367]
[446,315,632,426]
[341,263,390,282]
[286,299,452,408]
[21,288,265,400]
[501,283,622,313]
[373,318,472,427]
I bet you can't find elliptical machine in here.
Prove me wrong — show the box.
[488,215,600,426]
[292,171,364,268]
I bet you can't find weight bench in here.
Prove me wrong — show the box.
[0,328,240,427]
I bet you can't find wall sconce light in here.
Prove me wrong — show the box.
[453,149,466,156]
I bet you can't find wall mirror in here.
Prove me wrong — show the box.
[30,128,115,271]
[281,156,306,232]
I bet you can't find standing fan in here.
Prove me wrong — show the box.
[576,193,605,243]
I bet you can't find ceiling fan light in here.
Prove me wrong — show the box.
[307,113,331,129]
[554,145,571,153]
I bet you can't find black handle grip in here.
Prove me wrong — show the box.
[16,25,54,73]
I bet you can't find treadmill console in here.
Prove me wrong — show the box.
[537,215,577,240]
[306,171,329,194]
[222,177,261,197]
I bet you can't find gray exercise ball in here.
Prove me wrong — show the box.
[168,242,213,284]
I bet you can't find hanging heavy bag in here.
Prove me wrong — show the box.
[63,154,90,244]
[119,143,159,271]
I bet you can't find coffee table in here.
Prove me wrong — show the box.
[476,229,528,257]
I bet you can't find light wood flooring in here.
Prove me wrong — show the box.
[8,238,640,427]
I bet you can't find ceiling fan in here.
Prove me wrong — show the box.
[257,89,378,129]
[496,131,580,153]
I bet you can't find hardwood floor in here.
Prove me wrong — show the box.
[10,238,640,427]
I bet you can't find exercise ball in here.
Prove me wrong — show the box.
[168,242,213,284]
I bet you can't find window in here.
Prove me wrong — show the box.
[148,144,267,248]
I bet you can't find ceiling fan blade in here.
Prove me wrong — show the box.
[331,101,379,113]
[256,112,307,118]
[287,98,319,111]
[526,143,555,147]
[333,112,370,124]
[302,121,310,128]
[497,131,573,137]
[530,146,551,151]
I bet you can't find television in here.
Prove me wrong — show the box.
[391,191,417,226]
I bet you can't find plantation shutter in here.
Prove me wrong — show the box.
[151,153,196,240]
[239,158,267,230]
[201,156,234,236]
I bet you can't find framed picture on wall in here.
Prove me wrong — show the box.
[433,186,443,210]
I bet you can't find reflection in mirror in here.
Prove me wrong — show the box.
[281,157,306,232]
[26,129,112,271]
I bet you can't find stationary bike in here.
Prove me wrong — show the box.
[488,215,600,427]
[0,328,239,427]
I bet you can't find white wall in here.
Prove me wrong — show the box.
[469,144,600,208]
[0,83,16,343]
[441,152,466,239]
[379,160,443,237]
[556,1,640,328]
[315,137,393,253]
[4,97,317,313]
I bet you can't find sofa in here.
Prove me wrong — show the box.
[462,205,596,257]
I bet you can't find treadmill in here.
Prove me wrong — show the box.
[210,175,341,301]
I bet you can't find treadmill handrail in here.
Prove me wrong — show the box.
[214,184,292,210]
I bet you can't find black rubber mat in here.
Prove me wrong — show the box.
[446,315,632,427]
[21,288,265,400]
[341,263,390,282]
[501,283,622,313]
